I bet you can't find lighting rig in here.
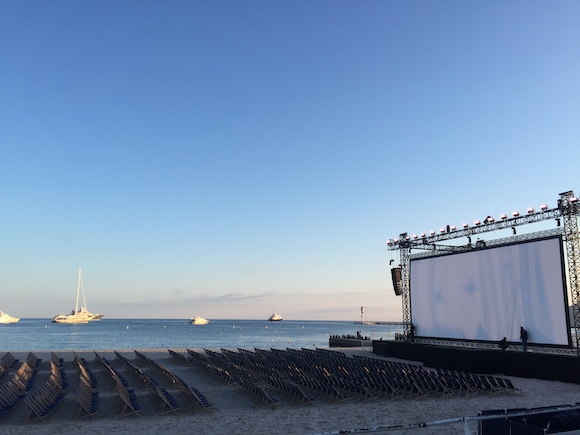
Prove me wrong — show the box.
[386,190,580,351]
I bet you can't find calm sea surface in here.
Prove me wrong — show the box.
[0,319,403,352]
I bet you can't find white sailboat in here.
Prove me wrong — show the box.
[52,268,103,323]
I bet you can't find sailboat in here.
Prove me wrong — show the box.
[52,268,103,323]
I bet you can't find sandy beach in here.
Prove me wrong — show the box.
[1,347,580,435]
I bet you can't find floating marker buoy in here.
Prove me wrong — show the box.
[126,326,129,330]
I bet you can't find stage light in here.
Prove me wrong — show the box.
[463,223,469,229]
[500,214,507,220]
[570,197,579,203]
[450,225,456,231]
[512,211,520,217]
[421,233,426,238]
[512,227,516,235]
[474,220,481,225]
[440,228,445,234]
[540,204,548,211]
[413,234,418,239]
[405,235,410,241]
[430,230,435,235]
[556,218,561,227]
[386,240,392,246]
[527,207,534,214]
[485,216,494,223]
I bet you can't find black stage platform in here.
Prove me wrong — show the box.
[373,340,580,384]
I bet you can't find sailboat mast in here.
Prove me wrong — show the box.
[75,268,81,313]
[81,271,88,310]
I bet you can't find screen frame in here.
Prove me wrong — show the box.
[409,235,572,347]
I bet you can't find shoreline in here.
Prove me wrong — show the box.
[2,348,580,434]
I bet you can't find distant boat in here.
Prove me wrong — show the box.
[0,310,20,324]
[191,316,209,325]
[268,310,283,322]
[52,268,103,324]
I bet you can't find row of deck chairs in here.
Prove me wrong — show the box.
[0,352,19,382]
[242,348,372,402]
[114,351,180,415]
[225,348,315,405]
[351,352,517,398]
[0,352,39,418]
[134,350,211,411]
[73,355,99,419]
[176,349,279,407]
[176,347,516,406]
[23,353,67,423]
[94,352,141,418]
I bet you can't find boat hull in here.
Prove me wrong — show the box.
[52,316,90,324]
[0,318,20,324]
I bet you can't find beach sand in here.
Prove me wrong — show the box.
[1,347,580,435]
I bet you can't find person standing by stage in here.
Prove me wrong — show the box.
[520,326,528,352]
[408,323,415,343]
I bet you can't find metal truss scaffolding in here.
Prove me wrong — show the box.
[387,190,580,350]
[560,191,580,352]
[399,246,411,328]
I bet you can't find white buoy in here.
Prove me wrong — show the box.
[126,326,129,330]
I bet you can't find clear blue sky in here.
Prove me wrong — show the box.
[1,1,579,320]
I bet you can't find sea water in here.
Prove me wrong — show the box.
[0,319,403,351]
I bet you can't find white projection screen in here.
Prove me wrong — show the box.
[409,237,571,346]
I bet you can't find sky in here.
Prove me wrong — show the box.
[1,1,579,321]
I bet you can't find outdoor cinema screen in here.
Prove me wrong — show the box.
[409,236,570,346]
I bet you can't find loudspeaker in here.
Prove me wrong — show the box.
[391,267,402,296]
